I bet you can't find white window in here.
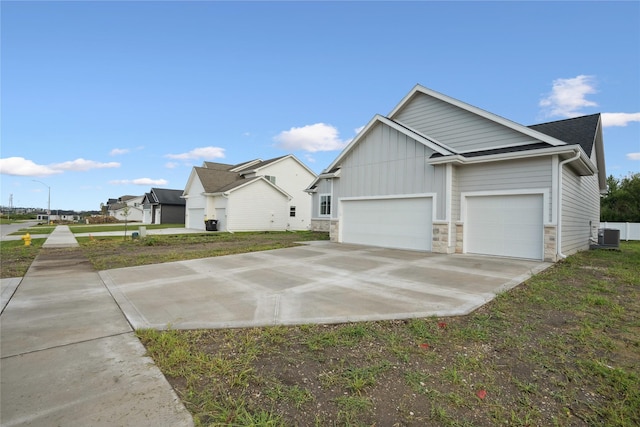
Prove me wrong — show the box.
[264,175,276,185]
[290,206,296,217]
[320,194,331,216]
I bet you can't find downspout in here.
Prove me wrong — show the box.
[556,150,581,259]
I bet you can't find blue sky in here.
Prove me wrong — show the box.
[1,1,639,212]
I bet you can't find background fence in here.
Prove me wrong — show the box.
[600,222,640,241]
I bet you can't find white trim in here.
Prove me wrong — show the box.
[338,194,436,250]
[320,115,453,175]
[445,164,453,247]
[389,84,568,147]
[428,145,593,169]
[455,141,547,154]
[460,188,550,225]
[460,190,547,260]
[319,193,332,217]
[339,193,438,231]
[551,155,559,225]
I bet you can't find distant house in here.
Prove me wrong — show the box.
[182,155,316,231]
[307,84,606,262]
[141,188,186,224]
[107,195,144,222]
[36,211,80,222]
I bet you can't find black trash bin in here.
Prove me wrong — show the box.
[205,219,218,231]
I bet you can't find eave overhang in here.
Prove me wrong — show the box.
[428,145,597,176]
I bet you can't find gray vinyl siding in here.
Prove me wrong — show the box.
[394,93,540,152]
[561,168,600,255]
[456,157,553,222]
[338,122,446,220]
[311,178,333,219]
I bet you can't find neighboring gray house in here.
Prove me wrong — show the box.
[182,155,316,231]
[307,84,606,262]
[142,188,186,225]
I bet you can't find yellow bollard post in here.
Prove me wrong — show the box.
[22,233,31,247]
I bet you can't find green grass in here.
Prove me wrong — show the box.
[0,239,46,278]
[139,242,640,426]
[9,225,56,235]
[68,223,185,233]
[77,231,329,270]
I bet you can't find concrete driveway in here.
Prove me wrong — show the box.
[100,242,551,329]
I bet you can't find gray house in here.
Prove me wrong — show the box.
[141,188,186,225]
[307,84,606,262]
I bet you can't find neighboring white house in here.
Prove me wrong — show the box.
[182,155,317,231]
[307,84,606,262]
[107,195,144,222]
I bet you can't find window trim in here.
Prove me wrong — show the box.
[319,194,332,217]
[289,206,296,217]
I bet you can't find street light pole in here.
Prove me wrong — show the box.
[32,180,51,221]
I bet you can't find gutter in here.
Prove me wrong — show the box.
[556,150,582,260]
[428,145,596,175]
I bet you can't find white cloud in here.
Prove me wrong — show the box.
[627,153,640,161]
[110,178,169,185]
[274,123,349,153]
[0,157,62,177]
[304,154,316,163]
[354,125,365,135]
[601,112,640,127]
[110,148,130,156]
[165,162,179,169]
[539,75,598,118]
[51,158,120,171]
[165,146,225,160]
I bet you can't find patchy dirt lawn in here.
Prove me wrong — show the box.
[139,243,640,426]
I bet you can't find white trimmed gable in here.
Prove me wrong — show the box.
[390,85,568,153]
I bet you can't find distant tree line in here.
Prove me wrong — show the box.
[601,173,640,222]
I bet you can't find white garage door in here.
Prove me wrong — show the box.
[341,197,432,251]
[187,208,204,230]
[465,194,543,260]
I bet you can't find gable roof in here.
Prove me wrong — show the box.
[318,114,454,177]
[234,154,317,177]
[389,84,571,148]
[148,188,185,205]
[185,155,309,197]
[528,114,601,157]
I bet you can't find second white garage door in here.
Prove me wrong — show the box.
[465,194,543,260]
[341,197,432,251]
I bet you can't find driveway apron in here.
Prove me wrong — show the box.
[100,242,551,330]
[0,227,193,427]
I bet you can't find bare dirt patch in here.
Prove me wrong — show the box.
[139,243,640,426]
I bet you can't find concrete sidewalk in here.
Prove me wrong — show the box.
[41,224,79,248]
[0,227,193,426]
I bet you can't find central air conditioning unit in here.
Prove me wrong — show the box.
[598,228,620,248]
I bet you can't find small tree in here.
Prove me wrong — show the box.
[122,205,131,240]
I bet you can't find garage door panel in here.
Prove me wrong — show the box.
[466,194,543,260]
[342,198,432,251]
[188,208,204,230]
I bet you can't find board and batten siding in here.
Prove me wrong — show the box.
[456,157,553,223]
[338,122,447,220]
[561,168,600,255]
[227,180,288,231]
[393,93,541,153]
